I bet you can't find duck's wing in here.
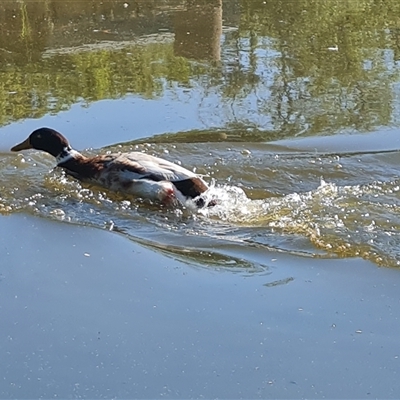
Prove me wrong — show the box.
[106,152,209,198]
[106,152,197,181]
[107,152,209,200]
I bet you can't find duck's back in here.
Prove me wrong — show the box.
[108,151,200,182]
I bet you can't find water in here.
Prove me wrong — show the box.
[2,133,400,267]
[2,214,400,399]
[1,1,400,269]
[2,0,400,398]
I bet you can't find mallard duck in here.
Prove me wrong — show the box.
[11,127,211,207]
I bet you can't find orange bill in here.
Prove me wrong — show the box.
[11,137,32,152]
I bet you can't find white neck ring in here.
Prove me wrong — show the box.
[56,148,81,165]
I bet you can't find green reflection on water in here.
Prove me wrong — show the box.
[0,38,203,125]
[239,0,400,134]
[1,0,400,137]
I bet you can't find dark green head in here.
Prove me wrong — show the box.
[11,127,71,158]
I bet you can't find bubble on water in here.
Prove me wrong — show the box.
[50,209,66,220]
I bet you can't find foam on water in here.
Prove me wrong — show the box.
[199,179,400,267]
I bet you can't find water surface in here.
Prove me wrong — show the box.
[1,0,400,398]
[2,0,400,267]
[2,214,400,399]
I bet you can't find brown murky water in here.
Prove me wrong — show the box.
[1,1,400,398]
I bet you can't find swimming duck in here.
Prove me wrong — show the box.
[11,127,211,207]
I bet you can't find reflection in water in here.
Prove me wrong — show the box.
[174,0,222,60]
[0,0,400,135]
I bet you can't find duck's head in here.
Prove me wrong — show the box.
[11,127,71,158]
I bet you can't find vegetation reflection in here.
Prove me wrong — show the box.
[1,0,400,138]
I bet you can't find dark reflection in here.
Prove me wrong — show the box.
[114,127,280,145]
[141,241,268,272]
[1,0,400,139]
[0,2,49,64]
[0,0,181,62]
[174,0,222,60]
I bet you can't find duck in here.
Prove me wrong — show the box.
[11,127,212,207]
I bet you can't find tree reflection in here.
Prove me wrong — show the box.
[0,0,400,139]
[237,0,400,136]
[174,0,222,61]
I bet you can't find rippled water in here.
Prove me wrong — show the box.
[3,2,400,398]
[2,133,400,268]
[2,0,400,270]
